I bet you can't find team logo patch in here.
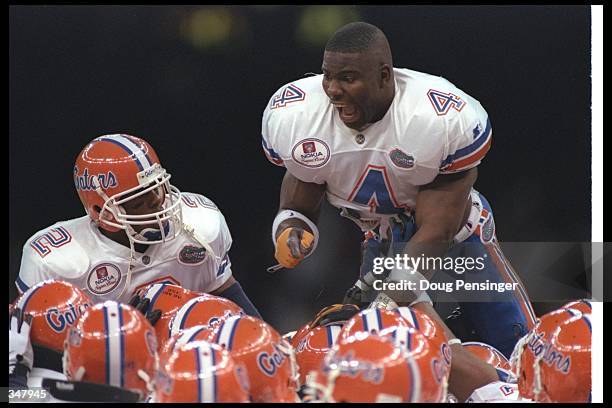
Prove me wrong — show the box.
[480,214,495,243]
[500,384,515,396]
[389,148,415,169]
[86,263,122,295]
[178,245,208,265]
[292,138,330,168]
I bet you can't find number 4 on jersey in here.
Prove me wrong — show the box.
[348,165,408,214]
[270,84,306,109]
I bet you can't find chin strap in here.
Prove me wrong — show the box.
[182,223,216,259]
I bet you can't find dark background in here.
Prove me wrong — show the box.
[9,5,591,333]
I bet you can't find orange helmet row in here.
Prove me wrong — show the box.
[296,305,452,403]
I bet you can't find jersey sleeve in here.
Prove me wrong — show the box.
[200,210,234,293]
[16,242,53,294]
[439,101,492,174]
[261,90,287,167]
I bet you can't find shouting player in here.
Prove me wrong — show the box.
[15,134,260,318]
[261,22,537,400]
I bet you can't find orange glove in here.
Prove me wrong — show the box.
[274,227,314,268]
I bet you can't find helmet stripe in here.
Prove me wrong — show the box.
[194,348,203,402]
[325,325,342,347]
[118,304,126,388]
[406,351,421,402]
[97,135,153,172]
[104,302,123,388]
[396,306,419,330]
[211,345,218,402]
[579,299,592,311]
[185,325,208,344]
[362,309,380,333]
[581,314,592,333]
[171,297,201,336]
[144,283,168,312]
[215,316,240,351]
[104,305,110,385]
[195,343,216,402]
[375,308,383,331]
[15,280,48,312]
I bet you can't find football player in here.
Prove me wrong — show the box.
[15,134,260,319]
[261,21,537,400]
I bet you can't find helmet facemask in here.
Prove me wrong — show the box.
[93,163,183,245]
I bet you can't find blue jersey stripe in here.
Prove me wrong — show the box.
[441,118,492,167]
[261,136,282,160]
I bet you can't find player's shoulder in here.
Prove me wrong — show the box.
[265,74,327,112]
[179,192,228,242]
[395,68,483,118]
[23,215,92,259]
[263,75,329,135]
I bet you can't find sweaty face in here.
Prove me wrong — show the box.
[322,51,390,130]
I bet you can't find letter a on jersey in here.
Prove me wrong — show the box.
[348,165,408,214]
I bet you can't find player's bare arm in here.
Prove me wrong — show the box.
[408,167,477,280]
[277,170,326,235]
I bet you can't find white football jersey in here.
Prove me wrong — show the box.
[16,193,233,303]
[262,68,491,226]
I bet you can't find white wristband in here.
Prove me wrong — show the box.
[272,209,320,256]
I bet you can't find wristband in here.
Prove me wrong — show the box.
[272,209,319,256]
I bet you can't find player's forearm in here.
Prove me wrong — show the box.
[278,171,326,223]
[401,224,454,281]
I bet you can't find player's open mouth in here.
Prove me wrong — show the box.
[334,103,361,124]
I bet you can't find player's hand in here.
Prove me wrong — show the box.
[128,294,162,326]
[274,227,314,268]
[9,307,34,372]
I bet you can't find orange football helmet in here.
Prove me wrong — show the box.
[208,315,300,402]
[14,279,92,352]
[293,323,344,386]
[159,325,215,365]
[155,340,250,402]
[384,325,449,402]
[305,333,423,403]
[167,294,243,338]
[74,134,182,244]
[63,301,159,400]
[532,312,591,402]
[561,299,592,314]
[138,283,200,344]
[514,307,590,402]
